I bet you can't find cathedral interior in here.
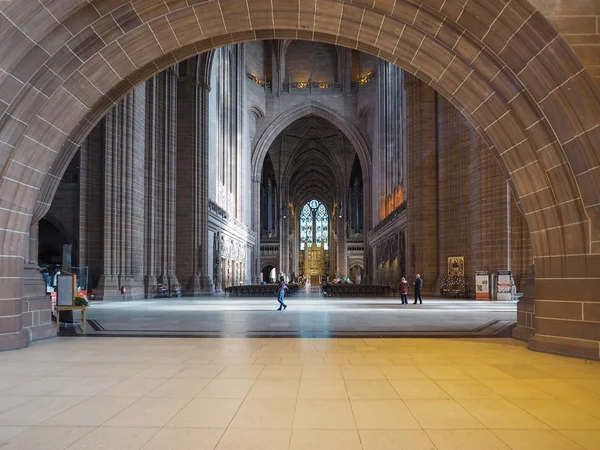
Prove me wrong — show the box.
[37,40,532,302]
[1,2,600,447]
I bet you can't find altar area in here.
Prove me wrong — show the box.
[303,243,325,285]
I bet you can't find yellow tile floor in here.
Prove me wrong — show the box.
[0,337,599,449]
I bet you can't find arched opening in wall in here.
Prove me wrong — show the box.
[38,218,73,269]
[1,0,599,357]
[261,265,276,284]
[27,41,530,340]
[349,264,365,285]
[258,112,366,288]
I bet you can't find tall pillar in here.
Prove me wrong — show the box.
[279,202,290,278]
[468,129,510,290]
[146,70,179,297]
[337,216,348,277]
[435,97,471,289]
[252,176,262,284]
[79,121,104,290]
[97,84,146,300]
[406,74,438,296]
[176,57,213,295]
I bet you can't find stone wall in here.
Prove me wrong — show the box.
[531,0,600,87]
[246,41,266,79]
[286,41,338,82]
[405,77,533,296]
[406,74,438,296]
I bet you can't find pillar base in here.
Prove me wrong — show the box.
[22,263,55,342]
[144,275,157,298]
[512,325,535,342]
[97,275,145,300]
[0,329,30,351]
[529,334,600,361]
[185,275,214,296]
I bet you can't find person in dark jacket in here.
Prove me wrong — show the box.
[413,274,423,304]
[276,276,288,310]
[398,277,409,305]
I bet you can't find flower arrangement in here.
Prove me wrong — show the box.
[74,296,89,307]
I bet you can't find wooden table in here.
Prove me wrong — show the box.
[56,306,87,334]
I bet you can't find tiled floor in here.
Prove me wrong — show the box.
[79,297,517,337]
[1,337,599,449]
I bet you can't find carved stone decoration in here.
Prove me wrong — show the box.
[215,258,222,292]
[226,260,231,287]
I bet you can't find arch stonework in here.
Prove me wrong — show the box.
[251,101,372,190]
[0,0,598,358]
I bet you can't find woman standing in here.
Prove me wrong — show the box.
[398,277,409,305]
[276,277,288,311]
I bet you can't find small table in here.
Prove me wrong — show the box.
[56,306,87,334]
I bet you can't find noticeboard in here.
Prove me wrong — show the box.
[497,270,512,301]
[475,271,489,300]
[57,274,76,306]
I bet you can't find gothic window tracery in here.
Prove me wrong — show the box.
[300,200,329,250]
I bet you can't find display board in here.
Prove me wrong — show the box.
[57,274,76,306]
[475,271,489,300]
[497,270,512,301]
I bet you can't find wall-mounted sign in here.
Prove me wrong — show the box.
[475,271,489,300]
[497,270,512,301]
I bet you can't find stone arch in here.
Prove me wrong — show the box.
[251,101,372,190]
[0,0,597,357]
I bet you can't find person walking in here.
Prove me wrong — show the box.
[276,276,288,311]
[398,277,409,305]
[413,273,423,304]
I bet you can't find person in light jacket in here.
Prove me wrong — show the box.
[276,276,288,311]
[398,277,409,305]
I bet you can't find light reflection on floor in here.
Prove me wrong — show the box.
[77,296,518,338]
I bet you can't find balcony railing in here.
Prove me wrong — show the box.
[371,201,407,236]
[246,72,376,94]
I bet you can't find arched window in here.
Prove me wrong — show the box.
[300,200,329,250]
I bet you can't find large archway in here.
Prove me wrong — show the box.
[0,0,599,358]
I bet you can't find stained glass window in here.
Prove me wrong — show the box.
[300,200,329,251]
[300,204,312,250]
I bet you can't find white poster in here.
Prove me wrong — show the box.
[475,271,489,300]
[497,270,512,301]
[57,274,75,306]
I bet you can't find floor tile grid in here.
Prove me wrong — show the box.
[374,355,599,450]
[1,339,600,449]
[55,362,251,449]
[0,357,213,449]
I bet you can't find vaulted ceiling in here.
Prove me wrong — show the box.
[265,116,360,212]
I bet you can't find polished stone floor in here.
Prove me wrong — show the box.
[1,337,599,449]
[78,296,518,338]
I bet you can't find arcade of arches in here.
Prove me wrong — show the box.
[0,0,599,365]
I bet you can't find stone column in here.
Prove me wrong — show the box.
[405,74,438,296]
[160,70,179,288]
[468,129,510,294]
[176,60,213,295]
[97,84,146,300]
[252,176,262,284]
[280,211,290,278]
[79,120,104,291]
[435,97,471,290]
[337,216,348,277]
[20,221,54,341]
